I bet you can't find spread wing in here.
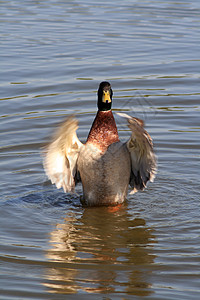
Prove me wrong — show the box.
[43,116,83,193]
[117,113,157,194]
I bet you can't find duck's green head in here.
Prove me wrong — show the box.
[97,81,113,111]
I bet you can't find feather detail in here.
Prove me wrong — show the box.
[43,116,83,192]
[117,113,157,193]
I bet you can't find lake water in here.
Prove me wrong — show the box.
[1,0,200,299]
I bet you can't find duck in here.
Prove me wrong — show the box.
[43,81,157,206]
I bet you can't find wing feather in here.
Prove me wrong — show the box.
[117,113,157,194]
[43,116,83,192]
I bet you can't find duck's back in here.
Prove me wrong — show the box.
[77,141,131,206]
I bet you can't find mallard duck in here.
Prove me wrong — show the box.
[43,81,157,206]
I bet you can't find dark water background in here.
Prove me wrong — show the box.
[1,0,200,299]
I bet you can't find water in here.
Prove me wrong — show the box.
[0,0,200,299]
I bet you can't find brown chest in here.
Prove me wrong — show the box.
[86,110,119,152]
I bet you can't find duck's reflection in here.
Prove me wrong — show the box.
[44,205,156,296]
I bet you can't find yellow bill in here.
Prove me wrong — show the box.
[102,90,111,103]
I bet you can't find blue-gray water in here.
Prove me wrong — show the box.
[0,0,200,299]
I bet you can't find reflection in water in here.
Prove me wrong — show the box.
[44,205,156,296]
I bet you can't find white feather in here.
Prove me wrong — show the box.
[43,116,83,193]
